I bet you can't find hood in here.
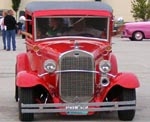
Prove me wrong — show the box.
[125,21,150,26]
[38,38,110,60]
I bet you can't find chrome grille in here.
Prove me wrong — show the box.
[59,50,94,103]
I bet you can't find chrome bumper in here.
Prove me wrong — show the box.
[21,100,136,113]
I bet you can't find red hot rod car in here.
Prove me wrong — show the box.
[15,1,140,121]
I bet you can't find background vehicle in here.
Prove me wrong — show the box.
[0,9,3,18]
[0,9,3,35]
[15,1,140,121]
[121,21,150,41]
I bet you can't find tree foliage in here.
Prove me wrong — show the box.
[12,0,21,12]
[131,0,150,21]
[12,0,21,19]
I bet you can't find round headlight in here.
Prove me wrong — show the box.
[44,59,56,73]
[99,60,111,73]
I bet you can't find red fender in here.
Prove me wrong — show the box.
[96,72,140,102]
[17,71,46,88]
[16,53,30,73]
[112,72,140,88]
[109,53,118,75]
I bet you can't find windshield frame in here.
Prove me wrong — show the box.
[34,16,110,42]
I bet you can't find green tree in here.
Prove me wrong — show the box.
[12,0,21,19]
[131,0,150,21]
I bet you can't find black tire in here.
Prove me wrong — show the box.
[15,64,18,102]
[15,85,18,102]
[129,37,134,41]
[118,88,136,121]
[133,31,144,41]
[18,87,34,121]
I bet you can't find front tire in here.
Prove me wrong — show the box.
[133,31,144,41]
[129,37,134,41]
[15,64,18,102]
[118,88,136,121]
[18,87,34,121]
[15,85,18,102]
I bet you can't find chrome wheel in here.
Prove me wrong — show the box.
[133,31,144,41]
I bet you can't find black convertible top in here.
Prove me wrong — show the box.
[26,1,113,13]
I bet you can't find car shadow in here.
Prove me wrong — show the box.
[34,111,118,121]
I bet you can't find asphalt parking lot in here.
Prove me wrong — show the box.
[0,35,150,122]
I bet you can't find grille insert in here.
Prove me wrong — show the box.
[59,50,94,103]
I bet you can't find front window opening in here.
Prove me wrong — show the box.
[27,15,32,35]
[35,16,109,41]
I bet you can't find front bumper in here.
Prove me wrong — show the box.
[21,100,136,114]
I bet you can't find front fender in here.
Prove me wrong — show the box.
[109,53,118,75]
[16,71,45,88]
[112,72,140,88]
[16,53,30,73]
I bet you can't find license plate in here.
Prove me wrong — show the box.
[67,111,88,115]
[66,105,88,115]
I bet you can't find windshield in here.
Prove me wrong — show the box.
[35,16,109,41]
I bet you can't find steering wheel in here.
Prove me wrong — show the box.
[78,33,94,37]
